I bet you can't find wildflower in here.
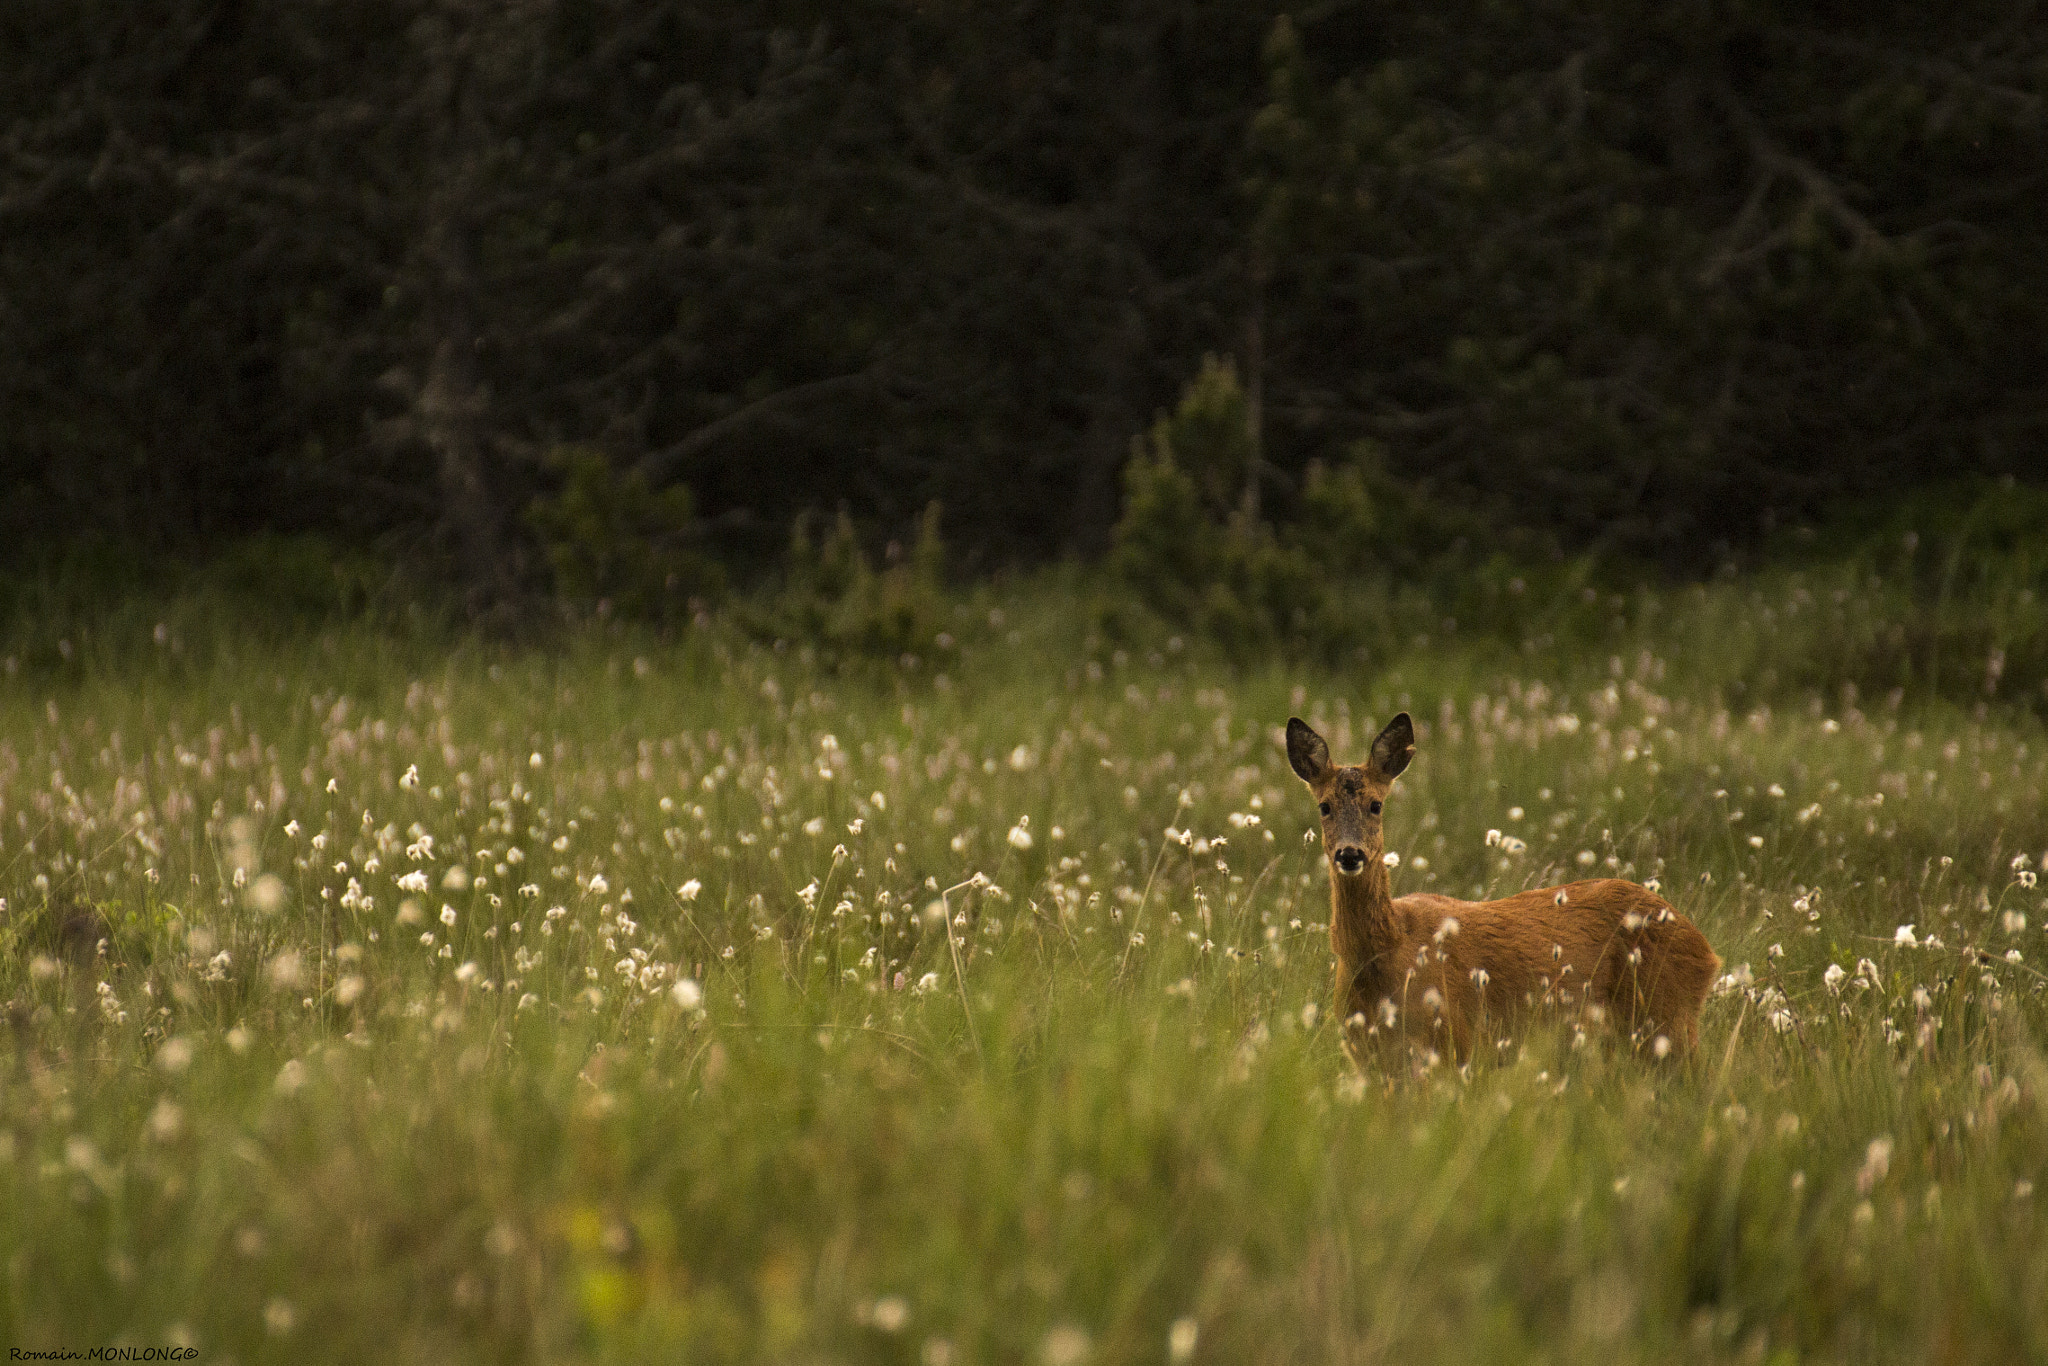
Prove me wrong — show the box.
[396,870,429,894]
[440,904,458,927]
[2004,910,2027,934]
[1855,1136,1894,1195]
[914,972,940,995]
[869,1296,911,1333]
[284,820,301,838]
[1168,1319,1199,1363]
[1823,963,1846,994]
[672,979,703,1010]
[1894,924,1918,947]
[1008,820,1033,851]
[1382,851,1400,868]
[400,765,420,790]
[588,873,609,895]
[265,951,303,991]
[1041,1325,1091,1366]
[678,878,702,902]
[274,1059,308,1095]
[148,1098,185,1144]
[1485,829,1501,847]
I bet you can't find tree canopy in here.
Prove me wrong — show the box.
[3,0,2041,605]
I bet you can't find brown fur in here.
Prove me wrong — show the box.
[1287,713,1720,1070]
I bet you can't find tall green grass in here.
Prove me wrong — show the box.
[1,562,2044,1363]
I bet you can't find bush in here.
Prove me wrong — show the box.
[1111,360,1400,658]
[524,447,722,620]
[765,503,950,659]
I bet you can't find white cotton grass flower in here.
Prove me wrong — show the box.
[1382,851,1400,868]
[265,951,303,992]
[671,979,703,1011]
[1008,818,1033,851]
[1894,924,1918,947]
[245,866,289,909]
[678,879,703,902]
[148,1098,185,1144]
[400,764,420,790]
[1168,1318,1199,1362]
[1040,1324,1091,1366]
[1856,1136,1894,1195]
[1823,962,1847,994]
[869,1295,910,1333]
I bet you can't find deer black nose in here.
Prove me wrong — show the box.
[1332,847,1367,875]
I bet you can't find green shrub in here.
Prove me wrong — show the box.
[524,446,722,620]
[766,502,949,659]
[1111,359,1384,657]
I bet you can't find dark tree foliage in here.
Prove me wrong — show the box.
[1250,1,2048,565]
[0,0,2040,608]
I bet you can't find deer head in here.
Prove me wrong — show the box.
[1286,713,1413,877]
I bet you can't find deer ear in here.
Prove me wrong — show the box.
[1368,712,1414,779]
[1286,718,1330,783]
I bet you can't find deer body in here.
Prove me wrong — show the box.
[1288,713,1719,1069]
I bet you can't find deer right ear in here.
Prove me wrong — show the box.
[1286,717,1330,783]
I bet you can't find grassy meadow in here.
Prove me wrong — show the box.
[2,560,2046,1364]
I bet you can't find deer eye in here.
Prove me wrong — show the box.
[1369,800,1383,815]
[1318,802,1331,817]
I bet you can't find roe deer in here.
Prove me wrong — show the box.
[1287,712,1719,1071]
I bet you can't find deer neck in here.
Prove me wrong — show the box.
[1329,860,1402,1005]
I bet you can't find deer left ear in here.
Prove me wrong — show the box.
[1368,712,1414,779]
